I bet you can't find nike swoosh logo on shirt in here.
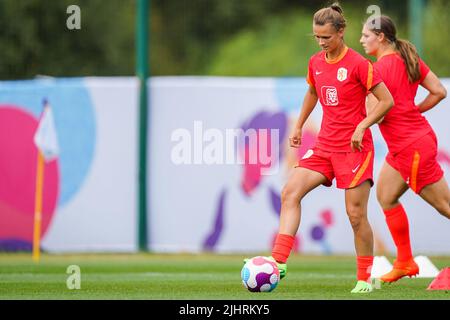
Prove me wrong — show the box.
[352,164,361,173]
[315,71,323,75]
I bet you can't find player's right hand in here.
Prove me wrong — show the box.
[289,128,302,148]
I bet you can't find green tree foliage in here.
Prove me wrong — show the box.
[0,0,135,79]
[151,0,294,75]
[206,2,400,76]
[423,0,450,76]
[206,0,448,77]
[0,0,447,79]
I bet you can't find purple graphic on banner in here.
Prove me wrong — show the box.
[0,239,33,252]
[203,111,288,251]
[203,189,227,250]
[269,187,281,217]
[311,225,325,241]
[202,107,332,253]
[309,209,335,254]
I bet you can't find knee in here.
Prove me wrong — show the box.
[347,204,365,230]
[281,185,303,207]
[376,186,398,210]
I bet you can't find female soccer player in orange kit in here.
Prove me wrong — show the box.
[361,15,449,283]
[266,3,394,293]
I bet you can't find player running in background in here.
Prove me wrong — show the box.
[263,3,394,293]
[361,15,449,283]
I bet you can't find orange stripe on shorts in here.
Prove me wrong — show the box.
[410,151,420,193]
[349,151,373,188]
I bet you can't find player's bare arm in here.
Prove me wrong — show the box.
[290,85,318,148]
[417,71,447,113]
[365,93,384,124]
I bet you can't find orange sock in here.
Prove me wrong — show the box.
[272,234,295,263]
[357,256,373,282]
[383,204,413,262]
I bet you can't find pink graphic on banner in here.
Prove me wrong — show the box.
[437,149,450,167]
[320,209,334,227]
[240,111,287,196]
[0,106,59,251]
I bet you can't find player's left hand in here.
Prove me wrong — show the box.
[351,126,365,152]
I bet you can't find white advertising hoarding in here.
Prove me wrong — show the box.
[148,77,450,255]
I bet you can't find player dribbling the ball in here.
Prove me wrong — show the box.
[247,2,394,294]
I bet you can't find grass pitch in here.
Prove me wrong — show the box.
[0,253,449,300]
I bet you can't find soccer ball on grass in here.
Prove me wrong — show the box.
[241,256,280,292]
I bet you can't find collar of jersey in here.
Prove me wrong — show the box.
[378,51,399,61]
[325,45,349,64]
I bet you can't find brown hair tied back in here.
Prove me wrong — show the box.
[366,15,421,83]
[314,2,346,32]
[330,2,343,15]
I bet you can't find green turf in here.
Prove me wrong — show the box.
[0,253,449,300]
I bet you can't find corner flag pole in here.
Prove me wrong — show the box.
[32,100,59,262]
[32,150,45,262]
[32,103,50,263]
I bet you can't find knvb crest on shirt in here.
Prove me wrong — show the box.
[337,67,348,82]
[321,86,339,106]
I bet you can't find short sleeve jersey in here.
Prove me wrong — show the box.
[307,46,382,153]
[373,53,432,154]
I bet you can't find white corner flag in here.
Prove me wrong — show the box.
[34,101,59,161]
[32,100,59,262]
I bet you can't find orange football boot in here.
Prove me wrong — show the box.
[380,259,419,283]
